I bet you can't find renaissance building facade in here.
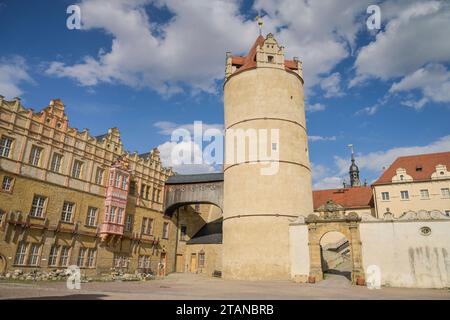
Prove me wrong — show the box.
[0,97,212,276]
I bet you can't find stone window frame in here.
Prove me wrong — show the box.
[420,189,430,199]
[400,190,409,200]
[86,248,97,268]
[95,167,104,185]
[114,173,121,188]
[381,191,390,201]
[180,225,187,241]
[1,175,14,193]
[29,145,43,167]
[162,221,169,239]
[85,206,98,227]
[141,217,154,236]
[28,243,41,266]
[77,247,87,267]
[30,194,47,218]
[441,188,450,199]
[71,159,84,179]
[59,246,71,267]
[117,207,124,224]
[121,175,127,190]
[124,214,133,232]
[198,251,205,268]
[109,206,116,223]
[0,135,14,158]
[14,242,28,266]
[13,242,42,267]
[60,201,75,223]
[50,152,63,173]
[48,245,59,267]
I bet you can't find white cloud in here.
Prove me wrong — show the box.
[309,135,336,142]
[0,56,34,99]
[158,140,218,174]
[355,104,380,116]
[320,72,343,98]
[334,135,450,176]
[311,162,345,190]
[313,176,344,190]
[45,0,372,96]
[390,63,450,109]
[254,0,371,89]
[305,103,326,113]
[153,121,223,136]
[46,0,258,95]
[352,0,450,85]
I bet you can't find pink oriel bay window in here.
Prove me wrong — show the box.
[99,157,130,241]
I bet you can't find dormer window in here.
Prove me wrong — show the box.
[267,55,274,63]
[416,165,422,172]
[400,175,404,181]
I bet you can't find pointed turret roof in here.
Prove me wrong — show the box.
[230,34,299,76]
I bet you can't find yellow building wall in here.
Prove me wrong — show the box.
[374,180,450,218]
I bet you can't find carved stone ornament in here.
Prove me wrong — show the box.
[420,226,431,236]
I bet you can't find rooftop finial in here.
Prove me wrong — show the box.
[348,144,355,161]
[255,15,263,36]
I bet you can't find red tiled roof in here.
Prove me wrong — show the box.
[373,151,450,185]
[231,35,298,76]
[312,186,373,210]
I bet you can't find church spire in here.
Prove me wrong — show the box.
[348,144,361,187]
[255,15,263,36]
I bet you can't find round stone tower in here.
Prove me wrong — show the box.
[222,33,314,280]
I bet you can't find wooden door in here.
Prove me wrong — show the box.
[190,253,197,273]
[175,254,184,273]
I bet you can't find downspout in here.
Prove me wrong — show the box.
[173,208,180,273]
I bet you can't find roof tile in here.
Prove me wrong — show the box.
[373,151,450,184]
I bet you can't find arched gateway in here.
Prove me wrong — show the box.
[304,204,365,284]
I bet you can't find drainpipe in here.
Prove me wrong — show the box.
[173,208,180,273]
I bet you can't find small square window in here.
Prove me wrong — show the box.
[442,188,450,198]
[420,189,429,199]
[2,176,13,191]
[381,192,390,201]
[400,190,409,200]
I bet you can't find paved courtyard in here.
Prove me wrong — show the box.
[0,273,449,300]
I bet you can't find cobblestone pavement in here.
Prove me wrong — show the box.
[0,273,449,300]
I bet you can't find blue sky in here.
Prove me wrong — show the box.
[1,0,449,189]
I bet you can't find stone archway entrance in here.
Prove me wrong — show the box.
[305,203,364,285]
[320,231,352,281]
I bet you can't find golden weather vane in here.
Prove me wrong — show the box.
[255,15,263,35]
